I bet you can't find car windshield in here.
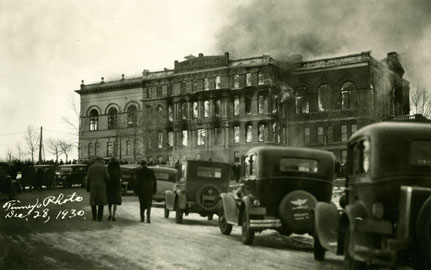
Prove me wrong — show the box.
[409,140,431,166]
[197,166,222,178]
[279,158,318,173]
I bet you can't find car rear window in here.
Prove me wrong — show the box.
[279,158,318,173]
[409,141,431,166]
[197,166,222,178]
[155,172,175,182]
[60,167,73,173]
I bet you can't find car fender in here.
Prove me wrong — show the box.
[165,190,176,210]
[175,189,187,210]
[314,202,340,253]
[338,201,369,256]
[220,193,239,225]
[239,195,254,225]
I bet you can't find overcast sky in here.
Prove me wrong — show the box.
[1,0,430,161]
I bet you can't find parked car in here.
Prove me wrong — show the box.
[165,160,231,223]
[0,162,21,199]
[120,164,140,195]
[57,164,88,188]
[218,146,335,245]
[33,164,56,190]
[151,166,178,202]
[313,122,431,269]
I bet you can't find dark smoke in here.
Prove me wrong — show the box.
[216,0,431,88]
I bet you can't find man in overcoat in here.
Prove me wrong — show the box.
[135,160,157,223]
[86,156,109,221]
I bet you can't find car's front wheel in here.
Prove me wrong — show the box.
[218,208,233,235]
[241,210,255,245]
[175,210,183,224]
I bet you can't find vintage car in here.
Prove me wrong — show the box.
[120,164,140,195]
[218,146,335,245]
[151,166,178,202]
[0,162,21,199]
[57,164,88,188]
[33,164,56,190]
[313,122,431,269]
[165,160,231,223]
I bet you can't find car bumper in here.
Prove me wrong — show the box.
[250,217,282,229]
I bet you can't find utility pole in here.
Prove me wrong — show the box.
[38,126,44,162]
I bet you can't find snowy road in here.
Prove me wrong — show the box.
[1,188,344,270]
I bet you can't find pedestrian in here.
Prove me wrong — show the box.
[135,159,157,223]
[107,157,122,221]
[86,156,109,221]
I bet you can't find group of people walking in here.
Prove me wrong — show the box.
[86,157,157,223]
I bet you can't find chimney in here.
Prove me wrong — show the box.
[142,69,150,77]
[80,80,85,90]
[386,51,405,77]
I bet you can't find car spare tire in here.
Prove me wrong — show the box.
[279,190,317,234]
[195,184,221,212]
[416,196,431,260]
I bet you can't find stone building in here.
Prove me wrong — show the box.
[286,51,410,163]
[75,51,409,164]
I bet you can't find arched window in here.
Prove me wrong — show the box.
[214,99,221,117]
[181,102,187,120]
[192,101,199,119]
[89,109,98,131]
[246,123,253,143]
[318,84,331,112]
[258,94,266,114]
[233,96,240,116]
[127,105,138,128]
[272,122,279,143]
[204,100,210,118]
[258,123,265,142]
[108,107,118,129]
[295,86,310,114]
[341,81,357,110]
[233,124,240,144]
[168,104,173,122]
[233,74,240,89]
[245,95,252,115]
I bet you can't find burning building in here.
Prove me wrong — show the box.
[75,51,409,164]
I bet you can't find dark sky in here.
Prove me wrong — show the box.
[216,0,431,89]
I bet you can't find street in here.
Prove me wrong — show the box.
[1,188,344,270]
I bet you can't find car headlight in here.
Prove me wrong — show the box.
[372,202,384,218]
[253,199,260,207]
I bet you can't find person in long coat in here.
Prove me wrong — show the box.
[135,160,157,223]
[86,156,109,221]
[107,157,122,221]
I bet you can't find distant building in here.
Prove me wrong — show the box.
[75,51,409,164]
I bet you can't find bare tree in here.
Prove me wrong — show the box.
[59,140,73,163]
[410,87,431,118]
[61,94,81,152]
[6,148,13,161]
[47,138,61,163]
[16,143,23,160]
[24,126,39,163]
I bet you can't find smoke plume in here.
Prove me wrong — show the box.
[216,0,431,88]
